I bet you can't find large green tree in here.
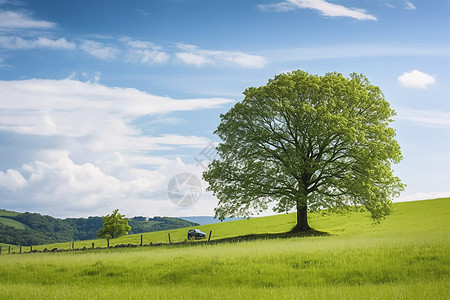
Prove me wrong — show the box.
[97,209,131,239]
[203,70,405,231]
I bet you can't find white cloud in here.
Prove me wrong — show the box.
[176,51,211,66]
[175,44,267,68]
[257,0,377,21]
[121,37,169,64]
[398,70,436,89]
[34,37,76,49]
[0,150,217,218]
[405,1,416,10]
[0,78,233,137]
[2,150,162,215]
[0,10,56,30]
[0,168,27,191]
[0,77,231,174]
[120,37,161,50]
[80,40,120,60]
[0,36,76,50]
[0,78,230,217]
[0,31,263,68]
[258,2,295,12]
[125,48,169,64]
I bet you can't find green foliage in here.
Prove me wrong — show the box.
[64,217,103,241]
[97,209,131,239]
[204,70,405,228]
[0,212,75,245]
[128,217,198,234]
[0,199,448,299]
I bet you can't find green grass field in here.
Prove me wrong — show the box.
[0,198,449,299]
[0,209,26,231]
[0,209,20,217]
[0,216,26,230]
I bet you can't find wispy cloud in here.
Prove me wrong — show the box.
[398,70,436,89]
[0,32,265,68]
[0,5,266,69]
[79,40,120,60]
[257,0,377,21]
[385,1,417,10]
[396,107,450,129]
[136,8,150,16]
[175,44,267,68]
[121,37,169,64]
[0,9,56,30]
[0,36,76,49]
[405,1,416,10]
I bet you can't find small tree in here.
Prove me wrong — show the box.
[97,209,131,239]
[203,70,405,231]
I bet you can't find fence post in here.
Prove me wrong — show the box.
[107,239,109,248]
[8,246,11,254]
[208,230,212,242]
[20,245,22,254]
[72,242,74,250]
[141,235,143,246]
[168,233,171,244]
[30,245,33,252]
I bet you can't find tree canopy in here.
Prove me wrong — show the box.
[203,70,405,231]
[97,209,131,239]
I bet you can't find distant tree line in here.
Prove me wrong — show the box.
[0,212,197,246]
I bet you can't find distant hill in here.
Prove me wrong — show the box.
[0,209,198,246]
[179,216,243,225]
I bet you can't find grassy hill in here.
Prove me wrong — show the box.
[22,197,449,250]
[0,217,26,230]
[0,198,448,299]
[0,209,26,230]
[0,209,21,217]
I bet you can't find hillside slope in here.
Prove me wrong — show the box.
[29,197,449,250]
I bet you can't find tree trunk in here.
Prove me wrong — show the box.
[294,203,311,231]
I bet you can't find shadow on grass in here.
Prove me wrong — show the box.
[204,228,330,245]
[7,229,330,255]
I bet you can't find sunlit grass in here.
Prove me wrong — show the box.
[22,197,449,251]
[0,198,449,299]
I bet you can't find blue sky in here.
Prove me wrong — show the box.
[0,0,449,218]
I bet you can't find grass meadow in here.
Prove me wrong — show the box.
[0,198,449,299]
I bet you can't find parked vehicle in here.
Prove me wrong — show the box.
[187,229,206,240]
